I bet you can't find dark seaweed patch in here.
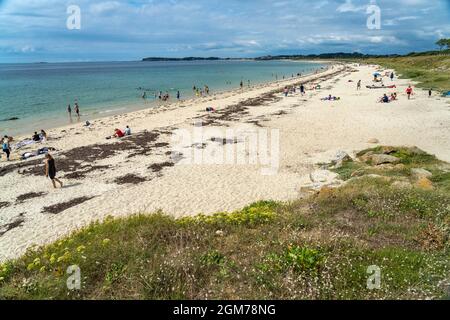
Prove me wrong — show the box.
[149,162,175,173]
[114,174,148,185]
[42,197,94,214]
[16,192,47,203]
[0,201,10,209]
[0,217,25,237]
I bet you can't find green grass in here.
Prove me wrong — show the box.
[362,55,450,93]
[0,147,449,300]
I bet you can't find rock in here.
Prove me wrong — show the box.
[392,181,412,189]
[331,151,353,169]
[381,146,397,155]
[395,164,406,170]
[215,230,225,237]
[317,186,335,198]
[310,170,339,183]
[1,117,19,121]
[368,138,379,144]
[411,168,433,179]
[360,151,374,163]
[415,177,434,190]
[409,146,427,155]
[370,154,400,166]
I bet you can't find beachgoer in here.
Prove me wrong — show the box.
[124,126,131,136]
[113,128,125,138]
[142,92,147,100]
[406,86,413,100]
[177,91,181,100]
[40,130,48,142]
[240,80,243,89]
[389,93,397,101]
[300,84,305,96]
[283,87,289,97]
[2,136,11,161]
[32,132,41,142]
[67,104,72,115]
[75,103,80,117]
[45,153,63,189]
[428,88,432,98]
[357,80,362,90]
[390,72,394,81]
[382,94,389,103]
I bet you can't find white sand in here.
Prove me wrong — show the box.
[1,63,449,262]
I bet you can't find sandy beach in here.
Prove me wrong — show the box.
[1,63,449,262]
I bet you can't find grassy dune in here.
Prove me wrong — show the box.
[363,54,450,93]
[0,146,449,300]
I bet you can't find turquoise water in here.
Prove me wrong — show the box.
[0,60,323,136]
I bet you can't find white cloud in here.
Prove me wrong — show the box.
[90,1,122,14]
[337,0,365,13]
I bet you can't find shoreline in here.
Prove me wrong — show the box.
[1,60,329,138]
[6,62,332,141]
[1,62,449,262]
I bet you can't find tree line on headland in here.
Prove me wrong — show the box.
[142,39,450,62]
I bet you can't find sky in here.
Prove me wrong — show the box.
[0,0,449,63]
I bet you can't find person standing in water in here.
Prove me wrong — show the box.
[240,80,243,89]
[67,104,72,116]
[177,91,181,100]
[45,153,63,189]
[74,103,80,118]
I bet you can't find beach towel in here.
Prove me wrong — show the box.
[14,139,35,150]
[366,85,396,89]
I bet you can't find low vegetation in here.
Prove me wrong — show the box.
[363,54,450,93]
[0,147,449,300]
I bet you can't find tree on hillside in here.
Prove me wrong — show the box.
[436,38,450,50]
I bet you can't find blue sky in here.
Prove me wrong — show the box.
[0,0,449,62]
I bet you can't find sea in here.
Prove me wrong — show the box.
[0,60,324,136]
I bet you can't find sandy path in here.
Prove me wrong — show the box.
[1,63,449,262]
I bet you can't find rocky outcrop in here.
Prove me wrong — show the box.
[370,154,401,166]
[411,168,433,179]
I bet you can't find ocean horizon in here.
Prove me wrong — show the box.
[0,60,324,137]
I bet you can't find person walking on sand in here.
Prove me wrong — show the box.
[2,135,11,161]
[300,84,305,96]
[45,153,63,189]
[428,88,432,98]
[357,80,361,91]
[406,85,413,100]
[390,72,394,81]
